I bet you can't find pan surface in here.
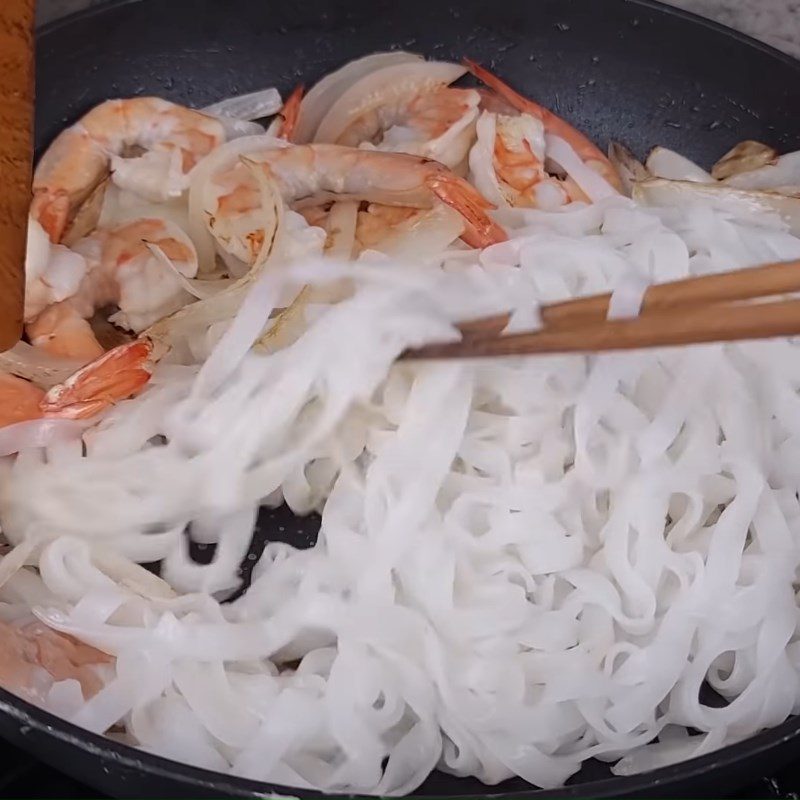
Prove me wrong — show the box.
[9,0,800,797]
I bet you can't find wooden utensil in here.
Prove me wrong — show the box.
[403,259,800,361]
[0,0,34,351]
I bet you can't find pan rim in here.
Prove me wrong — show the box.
[22,0,800,797]
[37,0,800,77]
[4,682,800,799]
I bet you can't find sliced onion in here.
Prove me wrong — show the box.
[314,60,467,145]
[722,151,800,191]
[545,134,618,201]
[147,244,235,301]
[325,201,359,260]
[213,118,266,139]
[369,203,465,260]
[202,88,282,121]
[294,51,422,143]
[711,140,778,181]
[607,142,650,196]
[632,177,800,234]
[646,147,713,183]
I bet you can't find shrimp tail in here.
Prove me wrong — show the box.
[464,58,622,191]
[277,85,305,142]
[426,172,507,249]
[40,340,154,419]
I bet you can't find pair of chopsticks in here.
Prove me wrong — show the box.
[0,0,35,352]
[402,259,800,360]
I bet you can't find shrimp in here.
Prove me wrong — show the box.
[0,374,47,427]
[465,59,623,192]
[32,98,226,243]
[0,619,111,703]
[470,111,574,210]
[26,303,105,361]
[26,218,198,360]
[312,60,480,170]
[208,144,506,263]
[39,340,154,421]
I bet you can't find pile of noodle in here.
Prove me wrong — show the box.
[3,189,800,795]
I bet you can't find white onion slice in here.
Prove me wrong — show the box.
[202,88,282,121]
[722,151,800,191]
[147,244,234,301]
[294,51,422,143]
[314,60,467,145]
[646,146,713,183]
[633,177,800,234]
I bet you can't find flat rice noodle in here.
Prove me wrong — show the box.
[7,189,800,794]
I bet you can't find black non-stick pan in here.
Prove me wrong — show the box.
[4,0,800,797]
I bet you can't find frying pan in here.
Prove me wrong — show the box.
[4,0,800,797]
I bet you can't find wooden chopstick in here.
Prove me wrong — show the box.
[0,0,34,352]
[404,259,800,361]
[457,259,800,339]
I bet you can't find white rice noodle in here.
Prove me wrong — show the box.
[0,419,87,458]
[6,193,800,795]
[545,134,619,202]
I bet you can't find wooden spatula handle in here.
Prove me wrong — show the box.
[0,0,34,351]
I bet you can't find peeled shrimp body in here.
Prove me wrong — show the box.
[0,619,111,704]
[24,218,198,363]
[207,143,505,263]
[32,98,227,242]
[312,60,480,169]
[466,59,622,196]
[470,111,573,209]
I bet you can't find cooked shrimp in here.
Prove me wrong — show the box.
[312,61,480,169]
[40,340,154,421]
[26,303,105,361]
[0,619,111,703]
[470,111,575,209]
[208,144,506,263]
[0,374,47,427]
[25,217,89,322]
[32,98,226,242]
[465,59,622,192]
[70,218,198,333]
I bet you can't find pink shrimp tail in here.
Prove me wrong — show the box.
[277,85,305,142]
[464,58,622,191]
[427,172,507,249]
[41,340,154,420]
